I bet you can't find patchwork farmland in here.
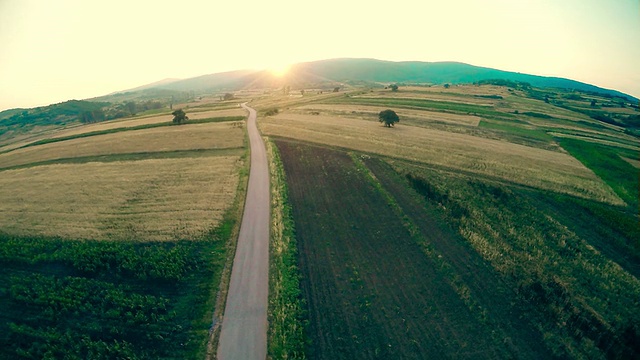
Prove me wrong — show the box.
[261,84,639,359]
[274,139,639,359]
[1,78,638,359]
[0,104,248,358]
[276,140,549,359]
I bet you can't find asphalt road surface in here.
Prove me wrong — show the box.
[217,103,269,360]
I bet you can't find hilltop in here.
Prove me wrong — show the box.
[120,58,638,102]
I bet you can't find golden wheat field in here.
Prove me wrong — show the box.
[259,112,623,205]
[0,108,246,152]
[68,107,246,134]
[352,91,499,106]
[0,156,242,241]
[293,104,482,126]
[0,121,245,169]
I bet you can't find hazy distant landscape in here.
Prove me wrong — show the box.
[0,57,638,359]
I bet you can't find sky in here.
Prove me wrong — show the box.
[1,0,638,111]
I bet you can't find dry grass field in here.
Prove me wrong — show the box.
[0,96,250,358]
[262,84,639,359]
[55,108,245,138]
[293,104,482,126]
[353,90,500,106]
[259,113,623,205]
[0,121,245,169]
[0,105,248,241]
[0,156,242,241]
[0,108,246,152]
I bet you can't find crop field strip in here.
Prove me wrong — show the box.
[0,108,245,153]
[259,112,622,205]
[360,156,554,358]
[260,84,639,358]
[0,222,233,358]
[266,140,306,358]
[293,104,482,127]
[326,96,516,119]
[0,156,242,241]
[0,116,245,154]
[277,140,510,359]
[351,91,502,106]
[0,121,245,169]
[275,139,639,358]
[0,148,243,173]
[0,103,250,358]
[387,161,640,358]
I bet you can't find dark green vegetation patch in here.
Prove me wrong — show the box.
[0,220,234,359]
[556,137,639,209]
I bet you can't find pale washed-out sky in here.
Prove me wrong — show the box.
[0,0,638,111]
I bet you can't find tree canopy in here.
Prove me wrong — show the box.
[378,109,399,127]
[172,109,188,124]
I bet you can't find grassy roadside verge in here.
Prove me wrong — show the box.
[266,139,306,359]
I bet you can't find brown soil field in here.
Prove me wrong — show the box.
[259,113,623,205]
[293,104,481,126]
[0,121,245,169]
[0,156,241,241]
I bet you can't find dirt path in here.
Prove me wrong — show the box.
[217,103,269,360]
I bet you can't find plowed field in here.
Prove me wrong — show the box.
[276,140,548,359]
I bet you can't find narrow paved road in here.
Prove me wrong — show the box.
[217,103,269,360]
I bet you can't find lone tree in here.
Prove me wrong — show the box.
[390,84,398,92]
[172,109,188,124]
[378,109,399,127]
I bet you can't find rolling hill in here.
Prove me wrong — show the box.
[139,58,638,102]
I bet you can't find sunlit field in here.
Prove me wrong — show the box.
[259,83,640,359]
[0,103,248,358]
[0,156,241,241]
[256,86,627,205]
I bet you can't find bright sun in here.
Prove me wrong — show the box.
[269,63,291,77]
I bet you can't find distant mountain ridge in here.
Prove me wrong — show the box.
[111,78,181,94]
[140,58,638,102]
